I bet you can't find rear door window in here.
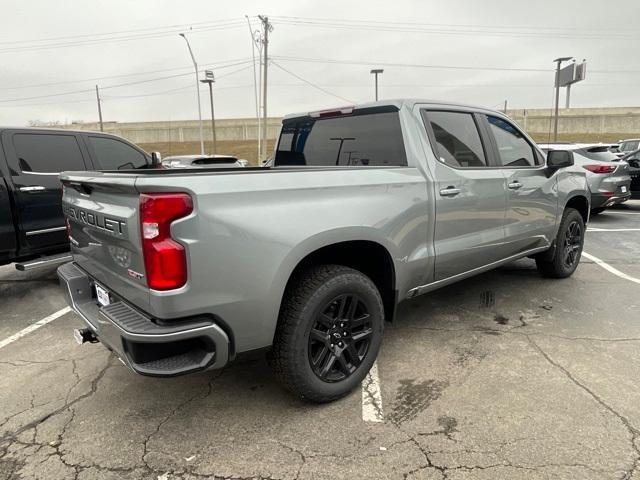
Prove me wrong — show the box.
[274,107,407,167]
[88,136,148,170]
[422,111,488,168]
[13,133,85,173]
[486,116,538,167]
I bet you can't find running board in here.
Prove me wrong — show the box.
[15,253,72,271]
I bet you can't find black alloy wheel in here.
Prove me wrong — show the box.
[308,294,373,382]
[563,220,582,268]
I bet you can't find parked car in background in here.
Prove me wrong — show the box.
[619,138,640,155]
[621,148,640,197]
[162,154,248,169]
[59,100,590,402]
[0,127,153,269]
[540,143,631,214]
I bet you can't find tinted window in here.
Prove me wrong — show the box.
[13,133,85,173]
[579,147,620,162]
[424,111,487,168]
[487,116,537,167]
[89,136,147,170]
[274,109,407,167]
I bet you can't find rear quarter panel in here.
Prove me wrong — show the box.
[135,167,430,352]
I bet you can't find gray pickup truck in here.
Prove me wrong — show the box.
[58,100,589,402]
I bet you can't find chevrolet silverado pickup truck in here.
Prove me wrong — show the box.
[58,100,590,402]
[0,127,155,270]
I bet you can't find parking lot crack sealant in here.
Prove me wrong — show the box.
[527,335,640,479]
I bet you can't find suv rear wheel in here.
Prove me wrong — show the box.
[269,265,384,403]
[536,207,585,278]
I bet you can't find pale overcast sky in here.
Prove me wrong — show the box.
[1,0,639,125]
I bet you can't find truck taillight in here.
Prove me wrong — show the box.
[139,193,193,291]
[583,164,616,174]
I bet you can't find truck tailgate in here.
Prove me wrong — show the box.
[61,172,150,309]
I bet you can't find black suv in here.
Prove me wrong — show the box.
[0,127,152,268]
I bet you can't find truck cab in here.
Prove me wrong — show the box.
[0,127,150,268]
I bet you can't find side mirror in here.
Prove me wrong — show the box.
[547,150,574,169]
[150,151,162,167]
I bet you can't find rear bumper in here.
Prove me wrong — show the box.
[591,192,631,209]
[57,262,229,377]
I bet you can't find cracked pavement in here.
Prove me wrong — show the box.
[1,201,640,479]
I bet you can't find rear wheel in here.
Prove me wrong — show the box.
[536,208,585,278]
[269,265,384,403]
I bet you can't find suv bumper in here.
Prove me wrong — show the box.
[591,191,631,209]
[57,262,229,377]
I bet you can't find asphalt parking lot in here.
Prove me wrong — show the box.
[1,201,640,480]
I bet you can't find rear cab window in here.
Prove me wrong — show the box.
[274,106,407,167]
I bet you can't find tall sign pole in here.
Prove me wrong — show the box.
[553,57,573,142]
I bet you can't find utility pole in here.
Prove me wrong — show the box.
[200,70,217,155]
[258,15,272,162]
[553,56,572,142]
[503,100,508,114]
[370,69,383,101]
[95,85,104,132]
[180,33,205,155]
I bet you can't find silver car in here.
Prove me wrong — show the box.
[162,154,248,169]
[540,143,631,213]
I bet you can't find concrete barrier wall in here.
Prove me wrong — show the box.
[63,107,640,144]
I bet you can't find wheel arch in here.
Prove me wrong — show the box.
[565,194,590,224]
[269,230,400,343]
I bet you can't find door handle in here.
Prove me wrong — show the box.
[507,181,523,190]
[439,186,461,197]
[19,186,46,192]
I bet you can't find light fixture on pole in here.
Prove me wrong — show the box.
[179,33,205,155]
[552,56,573,142]
[370,69,384,101]
[200,70,217,155]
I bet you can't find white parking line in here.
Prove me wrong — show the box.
[582,252,640,285]
[0,306,72,350]
[362,361,384,422]
[602,211,640,215]
[588,228,640,232]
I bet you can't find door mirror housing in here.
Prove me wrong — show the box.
[150,151,162,168]
[547,150,574,169]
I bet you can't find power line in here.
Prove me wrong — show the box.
[272,55,640,75]
[0,20,247,54]
[271,61,354,103]
[269,16,639,40]
[269,15,634,33]
[0,59,255,103]
[0,57,254,91]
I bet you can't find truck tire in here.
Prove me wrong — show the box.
[269,265,384,403]
[535,208,585,278]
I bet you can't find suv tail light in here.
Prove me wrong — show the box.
[140,193,193,291]
[583,164,616,174]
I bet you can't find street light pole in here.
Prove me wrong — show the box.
[179,33,205,155]
[200,70,217,155]
[553,56,573,142]
[370,69,384,101]
[95,85,104,132]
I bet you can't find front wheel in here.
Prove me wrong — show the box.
[536,208,585,278]
[269,265,384,403]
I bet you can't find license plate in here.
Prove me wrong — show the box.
[621,186,628,193]
[95,284,110,307]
